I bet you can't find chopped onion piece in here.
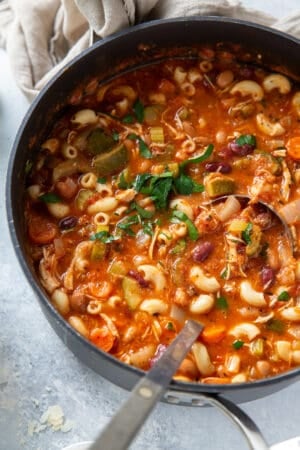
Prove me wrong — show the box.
[215,195,241,222]
[279,199,300,224]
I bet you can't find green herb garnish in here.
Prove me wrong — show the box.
[117,214,140,236]
[174,173,204,195]
[171,210,199,241]
[39,192,61,203]
[127,133,152,159]
[167,321,175,331]
[216,296,228,310]
[122,114,135,124]
[90,230,119,243]
[236,134,256,147]
[112,131,120,141]
[242,222,253,244]
[97,177,107,184]
[133,98,144,123]
[233,340,244,350]
[277,291,290,301]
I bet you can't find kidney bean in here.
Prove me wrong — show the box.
[192,241,214,262]
[59,215,78,230]
[70,291,89,313]
[217,145,234,159]
[229,141,254,156]
[128,269,149,288]
[239,65,255,79]
[150,344,167,367]
[261,266,275,289]
[205,161,232,174]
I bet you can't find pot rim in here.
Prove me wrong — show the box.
[6,15,300,395]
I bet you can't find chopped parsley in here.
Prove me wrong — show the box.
[235,134,256,147]
[167,321,175,331]
[277,291,290,301]
[232,340,244,350]
[133,98,144,123]
[266,318,286,334]
[90,230,119,243]
[216,296,228,310]
[242,222,253,245]
[117,214,140,236]
[127,133,152,159]
[39,192,61,203]
[171,210,199,241]
[97,177,107,184]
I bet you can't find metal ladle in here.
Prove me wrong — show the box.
[210,194,295,254]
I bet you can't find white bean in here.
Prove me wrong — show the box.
[68,316,88,338]
[274,341,291,362]
[51,289,70,315]
[47,202,70,219]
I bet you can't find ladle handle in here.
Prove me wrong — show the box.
[166,390,269,450]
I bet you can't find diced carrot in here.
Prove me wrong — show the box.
[202,324,226,344]
[28,216,57,244]
[90,326,115,352]
[286,136,300,160]
[202,377,231,384]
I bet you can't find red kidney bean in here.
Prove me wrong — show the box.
[128,270,149,288]
[150,344,167,367]
[192,241,214,262]
[229,141,255,156]
[261,266,275,289]
[59,215,78,230]
[70,291,89,313]
[217,145,234,159]
[205,161,232,174]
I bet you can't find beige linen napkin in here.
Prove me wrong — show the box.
[0,0,299,101]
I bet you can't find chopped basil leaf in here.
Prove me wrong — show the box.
[167,321,175,331]
[216,296,228,310]
[236,134,256,147]
[122,114,135,124]
[174,173,204,195]
[39,192,61,203]
[171,210,199,241]
[127,133,152,159]
[118,172,130,189]
[142,222,154,236]
[132,173,152,192]
[266,318,285,334]
[133,202,154,219]
[220,267,228,279]
[97,177,107,184]
[90,230,119,243]
[242,222,253,244]
[117,214,140,236]
[232,340,244,350]
[179,144,214,170]
[151,177,173,209]
[133,98,144,123]
[277,290,290,301]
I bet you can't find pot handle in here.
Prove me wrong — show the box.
[165,390,269,450]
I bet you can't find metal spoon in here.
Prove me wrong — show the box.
[88,319,203,450]
[210,194,295,254]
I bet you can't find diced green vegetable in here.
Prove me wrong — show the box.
[144,105,162,125]
[242,223,262,257]
[39,192,61,203]
[216,296,228,310]
[167,321,175,331]
[108,258,127,276]
[171,239,186,254]
[277,290,290,301]
[75,189,93,211]
[250,338,265,357]
[150,127,164,143]
[242,223,253,244]
[87,128,115,155]
[52,157,90,182]
[232,340,244,350]
[90,240,106,260]
[93,143,128,176]
[205,175,236,198]
[253,151,282,175]
[266,318,286,334]
[122,276,143,309]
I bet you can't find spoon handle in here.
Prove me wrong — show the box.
[89,320,203,450]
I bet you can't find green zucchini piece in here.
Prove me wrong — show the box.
[91,241,106,261]
[93,143,128,176]
[75,189,93,211]
[205,175,236,198]
[87,128,115,155]
[245,224,262,257]
[122,276,143,310]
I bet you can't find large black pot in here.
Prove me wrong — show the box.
[6,17,300,448]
